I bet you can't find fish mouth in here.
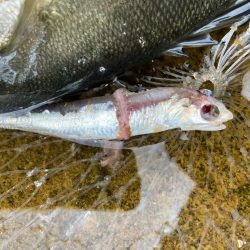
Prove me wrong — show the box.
[181,101,234,131]
[202,123,226,131]
[199,108,234,131]
[200,103,233,121]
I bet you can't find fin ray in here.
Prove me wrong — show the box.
[165,2,250,57]
[193,1,250,36]
[178,34,217,48]
[68,138,124,149]
[163,47,187,57]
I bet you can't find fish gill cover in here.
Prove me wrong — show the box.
[0,8,249,250]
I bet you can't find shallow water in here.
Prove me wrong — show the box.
[0,25,249,249]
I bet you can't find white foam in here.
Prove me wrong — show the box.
[241,70,250,101]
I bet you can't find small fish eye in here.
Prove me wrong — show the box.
[199,89,213,96]
[201,104,220,120]
[199,80,214,91]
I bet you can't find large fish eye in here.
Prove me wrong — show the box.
[201,104,220,120]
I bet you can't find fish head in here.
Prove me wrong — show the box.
[166,89,233,131]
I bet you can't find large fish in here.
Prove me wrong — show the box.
[0,0,249,114]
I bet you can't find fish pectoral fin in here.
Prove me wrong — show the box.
[67,138,124,168]
[164,35,217,57]
[192,0,250,36]
[178,34,217,48]
[164,1,250,57]
[67,138,124,150]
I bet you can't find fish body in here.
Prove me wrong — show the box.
[0,87,233,142]
[0,0,249,114]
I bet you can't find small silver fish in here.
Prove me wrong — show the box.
[0,87,233,142]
